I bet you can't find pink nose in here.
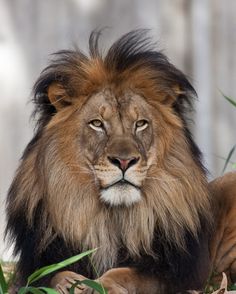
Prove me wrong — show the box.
[108,157,139,171]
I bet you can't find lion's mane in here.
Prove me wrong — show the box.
[6,30,212,290]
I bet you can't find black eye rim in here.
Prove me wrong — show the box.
[135,119,149,129]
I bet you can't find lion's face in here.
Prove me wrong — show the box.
[80,89,155,206]
[58,88,157,206]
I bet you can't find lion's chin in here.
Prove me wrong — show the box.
[100,183,141,206]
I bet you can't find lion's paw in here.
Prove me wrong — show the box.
[50,271,88,294]
[50,270,129,294]
[78,277,128,294]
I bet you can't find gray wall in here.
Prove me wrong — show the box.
[1,0,236,260]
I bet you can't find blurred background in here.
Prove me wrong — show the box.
[0,0,236,260]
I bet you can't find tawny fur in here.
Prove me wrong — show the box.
[7,31,226,293]
[8,89,211,274]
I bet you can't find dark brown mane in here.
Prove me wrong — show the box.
[34,30,196,126]
[29,30,203,170]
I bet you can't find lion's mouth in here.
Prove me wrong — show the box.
[102,179,140,191]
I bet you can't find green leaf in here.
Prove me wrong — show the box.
[229,284,236,290]
[18,287,45,294]
[221,92,236,108]
[18,287,26,294]
[38,287,59,294]
[69,279,107,294]
[0,264,8,294]
[27,248,97,286]
[81,280,107,294]
[69,280,81,294]
[232,163,236,169]
[222,145,236,174]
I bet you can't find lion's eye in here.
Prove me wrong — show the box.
[91,119,102,127]
[135,120,148,132]
[89,119,104,131]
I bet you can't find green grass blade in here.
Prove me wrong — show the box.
[221,92,236,108]
[0,264,8,294]
[69,279,107,294]
[229,284,236,290]
[38,287,58,294]
[27,248,97,286]
[18,287,26,294]
[81,280,107,294]
[222,145,236,174]
[87,256,107,293]
[26,288,45,294]
[18,287,45,294]
[69,280,81,294]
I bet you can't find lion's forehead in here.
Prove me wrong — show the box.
[81,89,152,123]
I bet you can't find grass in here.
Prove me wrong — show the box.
[2,259,236,294]
[0,250,107,294]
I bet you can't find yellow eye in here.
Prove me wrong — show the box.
[136,120,148,131]
[91,119,103,127]
[89,119,104,131]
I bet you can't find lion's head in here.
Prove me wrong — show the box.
[7,30,212,275]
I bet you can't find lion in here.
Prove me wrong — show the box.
[5,30,236,293]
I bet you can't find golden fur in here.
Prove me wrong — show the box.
[9,57,211,275]
[9,31,236,293]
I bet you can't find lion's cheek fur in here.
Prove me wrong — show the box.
[143,127,211,245]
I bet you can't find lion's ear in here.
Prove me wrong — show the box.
[47,83,73,111]
[162,85,185,105]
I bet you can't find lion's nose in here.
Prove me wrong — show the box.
[108,156,139,172]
